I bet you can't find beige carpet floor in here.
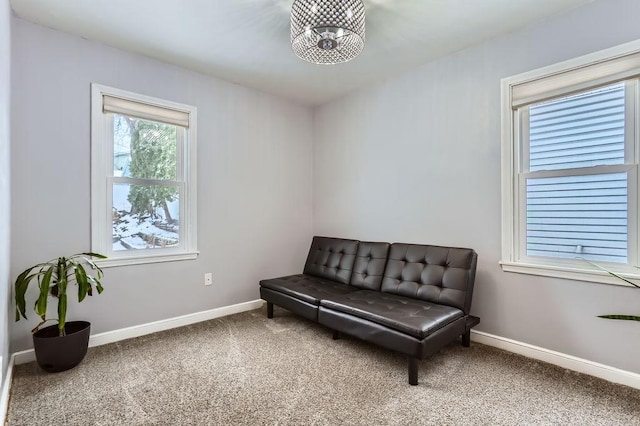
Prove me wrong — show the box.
[7,306,640,425]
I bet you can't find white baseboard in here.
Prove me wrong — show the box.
[13,299,264,365]
[471,330,640,389]
[0,353,15,425]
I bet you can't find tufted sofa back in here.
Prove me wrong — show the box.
[349,241,390,291]
[380,243,478,314]
[303,237,359,285]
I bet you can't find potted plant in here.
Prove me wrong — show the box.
[14,252,106,372]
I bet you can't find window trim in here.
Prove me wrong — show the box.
[91,84,198,268]
[501,40,640,286]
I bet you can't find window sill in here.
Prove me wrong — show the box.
[499,260,639,287]
[96,251,199,268]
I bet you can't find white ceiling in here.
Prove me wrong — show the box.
[10,0,594,106]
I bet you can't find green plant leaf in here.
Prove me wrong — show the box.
[597,314,640,321]
[14,268,32,321]
[35,266,53,319]
[84,260,104,280]
[86,274,104,294]
[14,267,42,321]
[75,263,89,302]
[79,252,108,259]
[582,259,640,288]
[74,253,106,267]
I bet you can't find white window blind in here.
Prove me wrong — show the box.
[103,95,190,128]
[511,50,640,107]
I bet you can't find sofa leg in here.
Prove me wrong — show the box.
[332,330,340,340]
[267,302,273,319]
[462,330,471,347]
[408,357,419,386]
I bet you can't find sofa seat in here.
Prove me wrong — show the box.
[260,274,358,306]
[320,290,463,340]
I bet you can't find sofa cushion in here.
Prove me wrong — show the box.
[349,241,390,291]
[303,236,359,285]
[380,244,477,313]
[260,274,357,306]
[320,290,464,340]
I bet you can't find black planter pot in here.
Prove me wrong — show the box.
[32,321,91,373]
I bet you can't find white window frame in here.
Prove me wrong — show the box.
[91,84,198,267]
[501,40,640,285]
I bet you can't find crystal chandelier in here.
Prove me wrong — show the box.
[290,0,366,65]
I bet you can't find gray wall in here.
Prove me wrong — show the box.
[313,0,640,373]
[10,17,314,352]
[9,0,640,375]
[0,0,10,380]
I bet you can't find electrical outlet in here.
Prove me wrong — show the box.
[204,273,213,286]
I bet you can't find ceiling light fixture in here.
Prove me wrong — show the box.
[291,0,366,65]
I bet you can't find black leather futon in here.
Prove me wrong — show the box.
[259,236,479,385]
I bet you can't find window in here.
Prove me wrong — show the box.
[501,42,640,284]
[91,84,197,267]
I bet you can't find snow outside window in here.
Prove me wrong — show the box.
[501,42,640,284]
[91,84,198,267]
